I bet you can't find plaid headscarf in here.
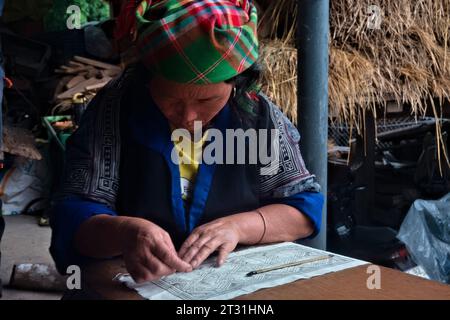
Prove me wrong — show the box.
[115,0,259,84]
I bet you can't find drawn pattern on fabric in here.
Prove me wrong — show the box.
[118,242,367,300]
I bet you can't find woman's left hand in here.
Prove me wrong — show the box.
[178,217,241,269]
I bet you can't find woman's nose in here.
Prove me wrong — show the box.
[180,104,198,123]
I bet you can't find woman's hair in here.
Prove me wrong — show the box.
[225,62,263,117]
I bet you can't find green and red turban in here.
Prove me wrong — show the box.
[115,0,259,84]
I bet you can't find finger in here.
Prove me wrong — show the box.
[163,234,178,253]
[148,257,176,279]
[178,232,201,258]
[182,232,214,263]
[127,261,154,284]
[163,233,188,266]
[216,246,231,267]
[124,255,152,283]
[154,243,193,272]
[142,252,176,280]
[190,239,221,268]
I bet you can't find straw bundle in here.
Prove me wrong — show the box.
[255,0,450,167]
[257,0,298,43]
[256,1,298,123]
[257,0,450,152]
[330,0,450,167]
[259,40,298,123]
[330,0,450,126]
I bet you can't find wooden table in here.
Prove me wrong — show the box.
[80,258,450,300]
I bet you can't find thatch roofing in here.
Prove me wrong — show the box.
[256,0,450,127]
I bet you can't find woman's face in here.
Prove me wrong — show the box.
[149,76,233,133]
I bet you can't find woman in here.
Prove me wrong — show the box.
[50,0,324,284]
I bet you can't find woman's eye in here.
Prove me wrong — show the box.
[198,97,219,103]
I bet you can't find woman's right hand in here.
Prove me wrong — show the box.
[119,217,192,283]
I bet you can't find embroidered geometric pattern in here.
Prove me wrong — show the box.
[259,95,320,199]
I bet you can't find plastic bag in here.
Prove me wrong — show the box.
[0,156,50,215]
[397,193,450,284]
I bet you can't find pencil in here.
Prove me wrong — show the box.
[245,254,334,277]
